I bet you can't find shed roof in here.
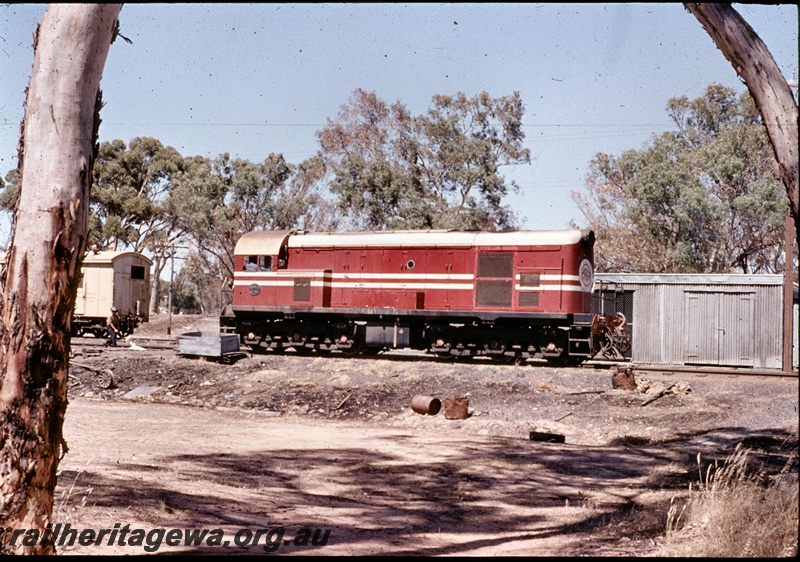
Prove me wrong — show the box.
[595,272,795,288]
[2,250,152,266]
[82,250,152,265]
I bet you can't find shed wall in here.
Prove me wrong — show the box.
[595,275,790,370]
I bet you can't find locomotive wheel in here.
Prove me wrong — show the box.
[339,342,363,356]
[289,345,312,355]
[287,330,311,354]
[248,342,269,354]
[492,354,518,364]
[485,339,516,364]
[545,355,581,366]
[433,350,456,361]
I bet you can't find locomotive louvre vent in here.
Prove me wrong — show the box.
[519,273,541,287]
[518,292,540,307]
[477,253,513,278]
[476,253,514,308]
[476,279,513,308]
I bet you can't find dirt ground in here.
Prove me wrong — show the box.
[49,314,798,556]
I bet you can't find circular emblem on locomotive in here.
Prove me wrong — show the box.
[579,259,593,291]
[248,283,261,296]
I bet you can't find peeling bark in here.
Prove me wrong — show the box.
[0,4,121,555]
[685,3,799,375]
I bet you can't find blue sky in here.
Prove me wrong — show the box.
[1,3,797,243]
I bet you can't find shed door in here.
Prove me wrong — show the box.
[683,292,754,367]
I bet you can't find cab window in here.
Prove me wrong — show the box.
[244,256,258,271]
[258,256,273,271]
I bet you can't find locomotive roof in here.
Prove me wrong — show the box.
[288,229,588,248]
[235,229,589,254]
[235,230,294,256]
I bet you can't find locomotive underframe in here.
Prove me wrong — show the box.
[223,306,594,363]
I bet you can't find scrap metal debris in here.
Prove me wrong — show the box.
[122,385,164,399]
[529,431,566,443]
[411,395,441,415]
[611,365,637,391]
[70,361,115,389]
[636,376,691,406]
[444,396,470,419]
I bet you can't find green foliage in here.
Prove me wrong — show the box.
[90,136,186,252]
[0,170,20,248]
[89,137,189,313]
[169,261,204,315]
[169,252,224,315]
[0,88,536,304]
[0,169,20,215]
[318,89,530,230]
[170,152,335,287]
[572,84,788,273]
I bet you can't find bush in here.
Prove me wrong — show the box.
[662,444,798,557]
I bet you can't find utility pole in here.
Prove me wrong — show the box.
[784,74,798,374]
[783,209,796,373]
[167,247,175,336]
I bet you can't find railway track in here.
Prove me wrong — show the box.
[70,335,798,378]
[608,362,799,379]
[71,335,179,350]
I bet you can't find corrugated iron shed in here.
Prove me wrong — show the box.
[594,273,798,371]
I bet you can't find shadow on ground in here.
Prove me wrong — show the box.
[54,425,797,556]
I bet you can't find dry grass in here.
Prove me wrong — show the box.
[659,444,798,557]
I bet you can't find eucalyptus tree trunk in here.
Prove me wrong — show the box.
[0,4,122,555]
[685,3,798,373]
[150,253,167,316]
[685,3,799,236]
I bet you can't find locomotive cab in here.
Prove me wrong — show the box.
[235,230,292,273]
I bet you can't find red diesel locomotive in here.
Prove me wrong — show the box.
[221,228,597,363]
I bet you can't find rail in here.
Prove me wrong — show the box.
[69,337,798,377]
[71,335,178,350]
[587,360,798,378]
